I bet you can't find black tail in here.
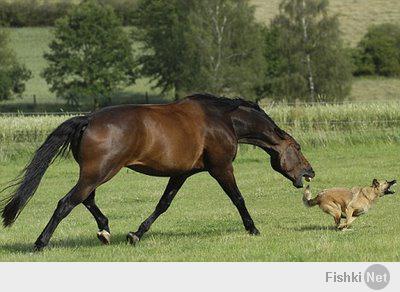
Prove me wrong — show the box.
[0,116,89,227]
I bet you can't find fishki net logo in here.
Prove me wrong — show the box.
[325,264,390,290]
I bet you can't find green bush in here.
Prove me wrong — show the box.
[0,0,73,27]
[353,23,400,77]
[0,0,138,27]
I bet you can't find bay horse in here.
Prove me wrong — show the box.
[1,93,315,251]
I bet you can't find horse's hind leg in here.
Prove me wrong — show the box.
[82,190,110,245]
[127,175,188,245]
[34,180,95,251]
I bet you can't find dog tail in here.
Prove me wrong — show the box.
[303,185,318,207]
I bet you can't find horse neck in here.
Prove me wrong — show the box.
[230,108,281,150]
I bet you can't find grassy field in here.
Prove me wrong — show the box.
[0,143,399,261]
[251,0,400,46]
[1,101,399,150]
[350,77,400,101]
[0,102,399,261]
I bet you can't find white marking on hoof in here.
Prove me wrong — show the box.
[127,232,140,245]
[97,230,111,245]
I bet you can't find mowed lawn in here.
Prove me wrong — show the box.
[0,143,399,261]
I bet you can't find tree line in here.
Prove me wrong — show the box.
[1,0,400,107]
[0,0,139,27]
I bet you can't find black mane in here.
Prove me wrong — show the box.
[186,93,283,132]
[187,93,264,114]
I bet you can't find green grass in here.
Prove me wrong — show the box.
[0,143,399,261]
[7,27,55,104]
[351,76,400,101]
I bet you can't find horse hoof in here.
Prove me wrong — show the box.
[249,227,260,236]
[33,244,44,252]
[97,230,111,245]
[126,232,140,245]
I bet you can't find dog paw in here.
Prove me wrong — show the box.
[341,227,353,232]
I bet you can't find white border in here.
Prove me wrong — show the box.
[0,262,398,292]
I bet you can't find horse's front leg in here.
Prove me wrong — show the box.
[209,164,259,235]
[127,175,188,245]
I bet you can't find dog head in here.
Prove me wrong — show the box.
[372,179,397,196]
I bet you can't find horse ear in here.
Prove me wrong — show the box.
[372,179,379,188]
[275,128,286,139]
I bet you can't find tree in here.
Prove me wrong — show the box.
[259,0,352,102]
[133,0,193,99]
[134,0,265,100]
[0,29,31,101]
[42,0,137,107]
[186,0,265,99]
[353,23,400,77]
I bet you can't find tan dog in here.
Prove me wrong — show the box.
[303,179,396,230]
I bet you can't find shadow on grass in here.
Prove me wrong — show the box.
[0,236,101,254]
[0,226,242,254]
[146,226,241,239]
[285,224,338,232]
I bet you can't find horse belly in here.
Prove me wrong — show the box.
[123,106,205,176]
[126,139,205,176]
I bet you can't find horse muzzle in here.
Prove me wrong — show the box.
[294,168,315,188]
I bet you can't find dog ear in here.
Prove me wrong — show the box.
[372,179,379,188]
